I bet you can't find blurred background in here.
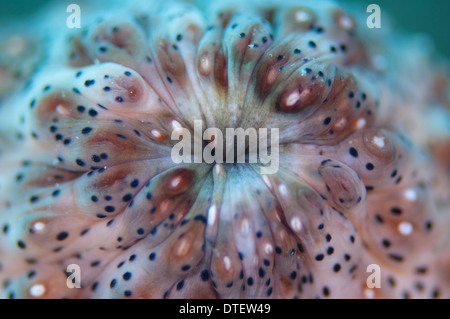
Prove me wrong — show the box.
[345,0,449,59]
[0,0,449,59]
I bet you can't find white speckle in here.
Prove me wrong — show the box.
[223,256,231,271]
[339,15,354,30]
[285,91,300,107]
[176,237,189,257]
[373,136,385,148]
[160,199,171,213]
[200,55,210,71]
[56,105,70,116]
[294,10,309,22]
[355,118,367,129]
[334,117,347,129]
[278,184,288,196]
[171,120,182,131]
[170,176,181,189]
[290,217,302,232]
[151,129,162,138]
[30,284,46,297]
[264,243,273,254]
[398,221,413,236]
[32,221,46,232]
[214,163,223,176]
[364,288,375,299]
[207,205,217,226]
[404,189,417,201]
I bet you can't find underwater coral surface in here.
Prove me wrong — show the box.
[0,0,449,299]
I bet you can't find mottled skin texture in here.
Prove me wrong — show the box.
[0,0,449,299]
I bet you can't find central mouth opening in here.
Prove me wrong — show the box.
[205,134,254,164]
[171,120,280,174]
